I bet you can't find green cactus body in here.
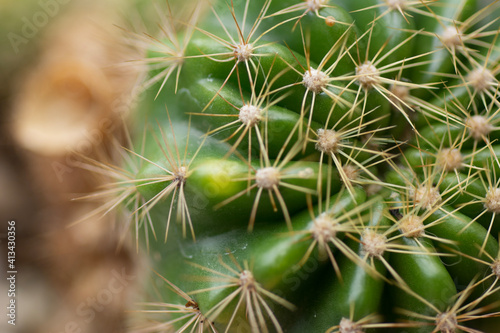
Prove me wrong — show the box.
[88,0,500,332]
[389,237,458,333]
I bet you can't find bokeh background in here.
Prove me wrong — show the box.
[0,1,195,332]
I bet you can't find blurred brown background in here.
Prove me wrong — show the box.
[0,1,171,332]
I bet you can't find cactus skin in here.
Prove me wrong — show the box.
[110,0,500,332]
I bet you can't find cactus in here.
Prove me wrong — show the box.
[83,0,500,332]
